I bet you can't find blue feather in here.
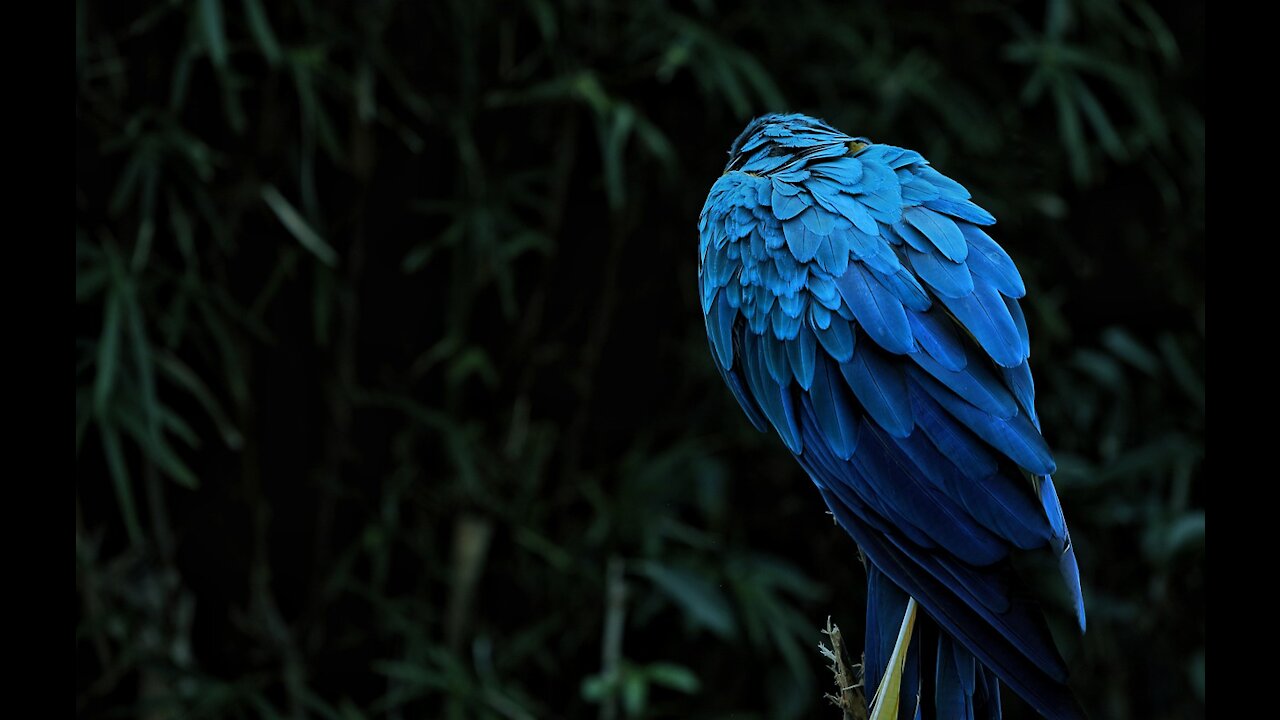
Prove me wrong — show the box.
[908,310,968,372]
[938,282,1026,368]
[782,217,823,262]
[909,370,1055,476]
[888,424,1049,551]
[778,289,806,318]
[840,342,913,437]
[706,290,737,370]
[815,316,856,362]
[865,565,909,704]
[787,324,818,390]
[810,303,833,330]
[902,180,940,205]
[858,183,904,221]
[1038,477,1086,631]
[811,156,864,185]
[809,471,1078,708]
[904,207,968,262]
[1002,361,1039,428]
[911,348,1017,419]
[771,188,810,220]
[740,332,803,453]
[808,354,860,459]
[793,399,1080,719]
[824,190,880,234]
[962,225,1025,298]
[834,263,914,355]
[925,197,997,226]
[817,487,1079,716]
[860,420,1008,566]
[907,390,998,482]
[936,635,977,720]
[809,272,840,309]
[846,225,887,260]
[770,303,803,340]
[1004,296,1030,359]
[891,220,932,254]
[915,166,972,199]
[858,157,898,196]
[815,435,938,550]
[773,168,810,184]
[814,233,852,276]
[907,246,974,298]
[978,666,1003,720]
[762,332,791,384]
[711,359,767,433]
[1057,537,1086,633]
[876,268,933,313]
[853,423,1007,566]
[801,205,837,234]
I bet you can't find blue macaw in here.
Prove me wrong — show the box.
[698,114,1085,719]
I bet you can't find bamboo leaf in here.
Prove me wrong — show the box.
[241,0,282,65]
[261,184,339,266]
[198,0,229,69]
[100,425,143,545]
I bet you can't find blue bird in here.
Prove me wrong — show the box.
[698,114,1085,720]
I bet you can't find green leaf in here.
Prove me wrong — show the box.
[580,672,611,702]
[241,0,282,66]
[1159,334,1205,411]
[621,669,648,717]
[124,278,160,449]
[1189,650,1205,701]
[1071,75,1125,159]
[101,425,143,545]
[1053,78,1090,183]
[644,662,700,693]
[77,266,108,303]
[155,351,244,449]
[94,286,124,415]
[261,184,339,266]
[198,0,229,69]
[1133,1,1180,64]
[601,104,635,211]
[636,562,735,638]
[168,192,197,267]
[1101,327,1160,375]
[445,347,499,389]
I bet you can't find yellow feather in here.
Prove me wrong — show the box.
[869,597,919,720]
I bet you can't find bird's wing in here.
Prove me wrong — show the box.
[698,147,1084,719]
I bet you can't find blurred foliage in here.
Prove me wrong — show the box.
[76,0,1204,718]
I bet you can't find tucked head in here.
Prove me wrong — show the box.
[725,113,869,174]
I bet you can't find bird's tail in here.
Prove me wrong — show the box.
[864,567,1004,720]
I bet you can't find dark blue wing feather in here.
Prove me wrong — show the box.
[841,341,914,438]
[809,354,860,459]
[787,324,818,390]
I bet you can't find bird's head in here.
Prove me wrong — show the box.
[724,113,870,175]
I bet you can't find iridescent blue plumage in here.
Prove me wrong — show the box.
[699,114,1086,720]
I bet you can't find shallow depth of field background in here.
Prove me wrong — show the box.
[76,1,1205,718]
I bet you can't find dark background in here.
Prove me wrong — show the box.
[76,1,1205,718]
